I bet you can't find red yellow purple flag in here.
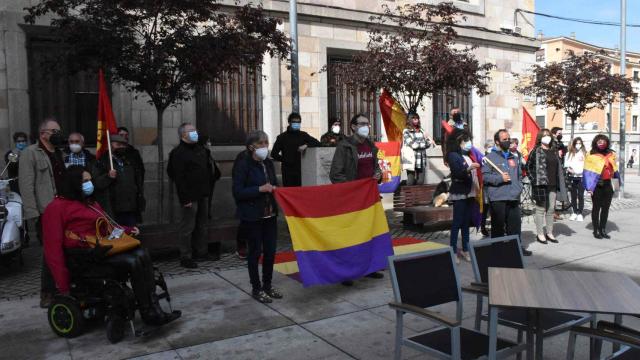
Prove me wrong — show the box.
[379,90,406,143]
[376,141,401,193]
[274,179,393,287]
[520,107,539,161]
[96,69,118,159]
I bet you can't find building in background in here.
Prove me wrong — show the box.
[1,0,539,223]
[532,36,640,157]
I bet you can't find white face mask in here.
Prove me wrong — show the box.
[255,147,269,160]
[357,125,370,138]
[575,143,582,150]
[331,125,340,134]
[69,144,82,153]
[541,136,552,145]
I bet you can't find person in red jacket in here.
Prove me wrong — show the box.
[42,166,180,326]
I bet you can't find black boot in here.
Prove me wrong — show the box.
[599,228,611,239]
[593,230,603,239]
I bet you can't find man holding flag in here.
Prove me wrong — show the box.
[482,129,532,256]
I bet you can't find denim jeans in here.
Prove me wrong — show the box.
[450,198,473,252]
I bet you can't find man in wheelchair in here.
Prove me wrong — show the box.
[42,166,180,342]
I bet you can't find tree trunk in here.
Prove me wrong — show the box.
[156,107,165,224]
[570,116,577,140]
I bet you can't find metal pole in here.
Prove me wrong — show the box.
[608,98,612,140]
[289,0,300,113]
[619,0,627,198]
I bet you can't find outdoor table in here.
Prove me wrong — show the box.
[487,268,640,360]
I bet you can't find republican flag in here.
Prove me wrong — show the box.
[520,107,539,161]
[582,153,619,192]
[379,89,406,142]
[274,179,394,287]
[469,146,484,229]
[96,69,118,159]
[375,141,401,193]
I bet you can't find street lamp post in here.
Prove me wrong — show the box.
[619,0,627,198]
[290,0,300,114]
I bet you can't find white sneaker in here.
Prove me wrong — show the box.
[577,214,584,222]
[569,213,577,221]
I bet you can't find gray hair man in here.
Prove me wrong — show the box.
[167,123,217,268]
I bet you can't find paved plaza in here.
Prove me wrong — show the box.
[2,176,640,360]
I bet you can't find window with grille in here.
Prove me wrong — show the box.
[535,116,546,128]
[196,66,262,145]
[432,90,472,144]
[327,56,379,138]
[633,115,638,132]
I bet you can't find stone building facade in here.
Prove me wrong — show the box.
[1,0,539,224]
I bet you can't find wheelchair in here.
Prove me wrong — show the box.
[47,247,174,343]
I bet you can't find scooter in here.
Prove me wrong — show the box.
[0,153,24,267]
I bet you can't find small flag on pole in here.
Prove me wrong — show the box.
[96,69,118,161]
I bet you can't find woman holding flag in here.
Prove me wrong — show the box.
[446,130,481,263]
[582,135,618,239]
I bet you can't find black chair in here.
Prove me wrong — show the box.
[567,317,640,360]
[466,235,594,359]
[388,247,525,360]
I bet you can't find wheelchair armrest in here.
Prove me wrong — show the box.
[389,301,461,327]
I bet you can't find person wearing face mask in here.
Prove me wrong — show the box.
[527,129,569,245]
[482,130,532,256]
[41,165,181,326]
[446,131,480,263]
[401,112,433,185]
[64,132,96,170]
[166,123,216,268]
[551,127,568,165]
[565,137,586,222]
[320,117,345,147]
[232,130,283,303]
[440,108,467,166]
[330,114,384,285]
[4,132,29,194]
[583,135,619,239]
[271,113,321,187]
[92,135,145,231]
[19,118,67,308]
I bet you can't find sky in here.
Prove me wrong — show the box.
[534,0,640,52]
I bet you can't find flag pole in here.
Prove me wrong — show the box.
[106,130,114,171]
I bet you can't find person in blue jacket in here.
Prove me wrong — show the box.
[482,129,532,256]
[232,130,283,304]
[446,130,480,264]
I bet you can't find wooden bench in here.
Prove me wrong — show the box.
[393,184,453,228]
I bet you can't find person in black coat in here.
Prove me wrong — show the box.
[271,112,321,187]
[446,130,480,264]
[3,132,28,194]
[167,123,215,269]
[232,130,283,304]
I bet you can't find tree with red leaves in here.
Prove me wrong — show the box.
[323,2,494,114]
[515,50,633,139]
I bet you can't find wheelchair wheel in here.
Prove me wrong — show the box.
[106,314,126,344]
[48,296,85,338]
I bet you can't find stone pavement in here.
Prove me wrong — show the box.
[2,175,640,359]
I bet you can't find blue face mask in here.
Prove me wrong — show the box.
[290,123,301,131]
[16,142,28,151]
[188,131,198,143]
[454,122,465,130]
[463,142,473,151]
[82,181,94,196]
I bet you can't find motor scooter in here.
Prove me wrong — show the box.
[0,153,24,267]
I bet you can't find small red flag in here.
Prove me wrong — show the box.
[96,69,118,159]
[521,107,540,161]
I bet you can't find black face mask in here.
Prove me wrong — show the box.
[49,132,66,148]
[452,113,462,123]
[556,134,563,141]
[499,140,511,151]
[114,148,126,157]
